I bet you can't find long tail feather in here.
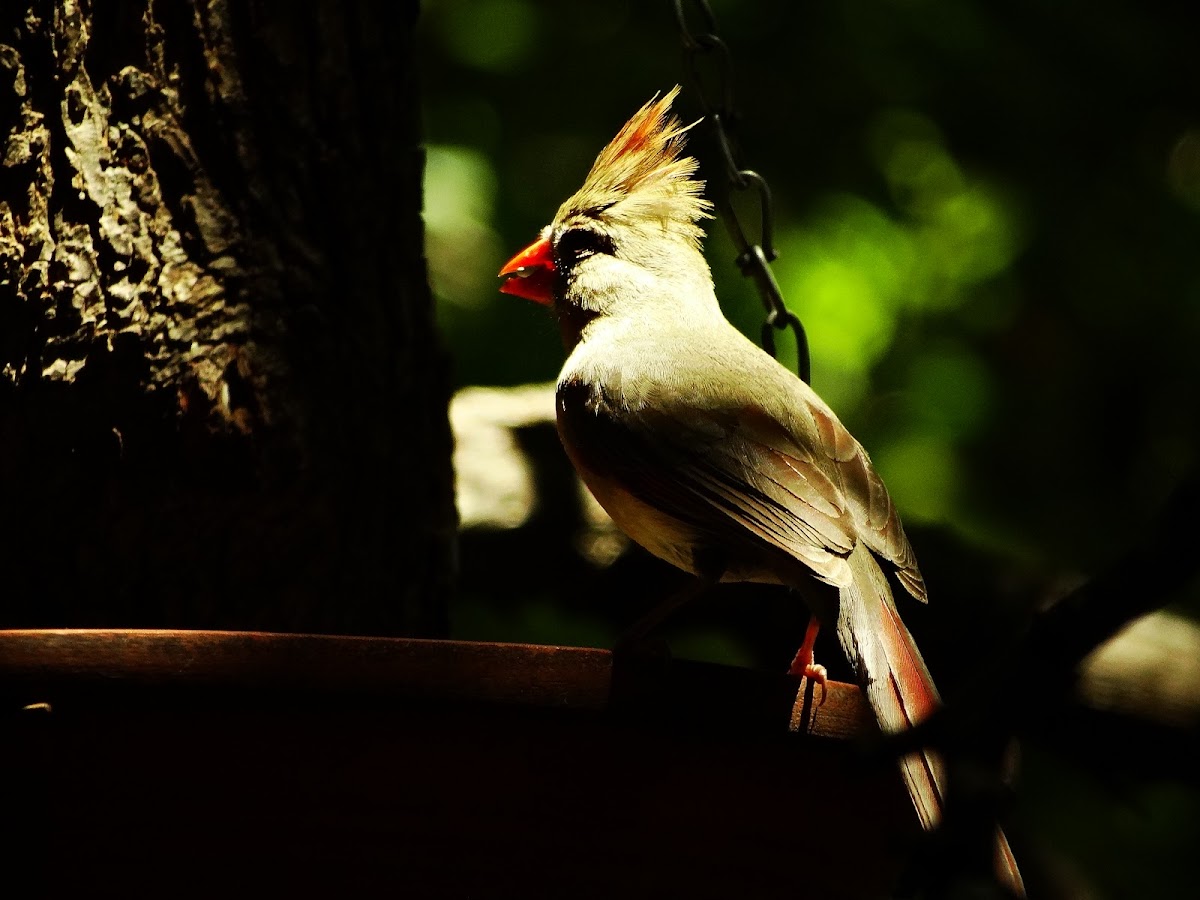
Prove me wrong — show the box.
[837,544,1025,897]
[996,828,1024,897]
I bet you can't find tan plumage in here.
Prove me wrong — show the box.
[561,87,711,251]
[500,87,1024,897]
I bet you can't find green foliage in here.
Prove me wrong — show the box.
[422,4,1200,891]
[423,0,1200,561]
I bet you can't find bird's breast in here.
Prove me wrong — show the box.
[554,383,702,575]
[554,374,785,586]
[574,457,704,576]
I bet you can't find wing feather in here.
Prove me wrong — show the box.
[557,379,912,592]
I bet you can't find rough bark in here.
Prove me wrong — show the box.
[0,0,453,634]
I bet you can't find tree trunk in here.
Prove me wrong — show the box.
[0,0,453,635]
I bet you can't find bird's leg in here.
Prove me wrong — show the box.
[788,614,828,704]
[613,571,719,653]
[614,551,725,654]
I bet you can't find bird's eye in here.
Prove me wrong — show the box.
[554,227,614,264]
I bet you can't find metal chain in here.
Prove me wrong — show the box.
[672,0,811,384]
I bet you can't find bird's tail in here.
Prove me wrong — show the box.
[837,544,1025,897]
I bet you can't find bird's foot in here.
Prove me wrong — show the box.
[788,653,828,706]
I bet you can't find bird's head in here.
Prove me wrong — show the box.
[498,87,715,323]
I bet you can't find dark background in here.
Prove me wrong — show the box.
[418,1,1200,897]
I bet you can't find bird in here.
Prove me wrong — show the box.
[498,86,1023,896]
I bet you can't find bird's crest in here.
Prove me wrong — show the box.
[560,87,712,247]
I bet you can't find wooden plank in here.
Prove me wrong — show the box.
[0,629,611,708]
[0,629,872,740]
[3,630,912,899]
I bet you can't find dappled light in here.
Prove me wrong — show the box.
[434,0,539,72]
[906,342,994,440]
[1167,128,1200,211]
[420,3,1200,893]
[873,428,962,525]
[424,144,505,312]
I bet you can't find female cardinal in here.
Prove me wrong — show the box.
[498,87,1022,896]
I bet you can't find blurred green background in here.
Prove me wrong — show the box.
[419,1,1199,896]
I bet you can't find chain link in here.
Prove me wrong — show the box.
[672,0,811,384]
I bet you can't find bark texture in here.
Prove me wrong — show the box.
[0,0,453,634]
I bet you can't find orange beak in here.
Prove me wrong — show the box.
[498,236,556,305]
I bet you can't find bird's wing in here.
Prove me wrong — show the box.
[558,380,857,587]
[800,394,927,602]
[558,377,925,599]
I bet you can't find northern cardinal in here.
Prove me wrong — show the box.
[498,87,1023,896]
